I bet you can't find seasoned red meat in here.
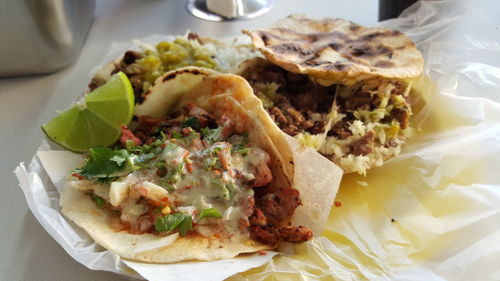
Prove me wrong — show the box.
[249,208,268,226]
[120,125,142,147]
[257,187,301,225]
[250,226,280,245]
[279,225,313,243]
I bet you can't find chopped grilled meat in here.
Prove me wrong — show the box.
[187,32,201,43]
[185,103,216,128]
[270,106,288,125]
[391,108,410,129]
[328,121,352,139]
[219,114,236,138]
[120,125,142,147]
[256,187,301,225]
[122,50,143,65]
[253,65,286,85]
[350,131,375,156]
[249,208,267,226]
[244,63,335,137]
[344,92,372,111]
[279,225,313,243]
[88,77,106,92]
[268,100,327,136]
[250,225,280,245]
[307,120,326,134]
[244,196,255,217]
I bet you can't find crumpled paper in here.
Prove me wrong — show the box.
[226,0,500,280]
[15,0,500,280]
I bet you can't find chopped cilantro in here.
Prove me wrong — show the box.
[155,161,166,168]
[125,139,137,150]
[154,213,193,237]
[79,148,132,179]
[224,183,237,201]
[172,131,183,139]
[232,132,249,155]
[212,180,236,201]
[198,208,222,221]
[175,162,184,175]
[178,215,193,236]
[233,147,249,156]
[159,179,176,192]
[91,194,105,208]
[182,116,199,130]
[201,127,222,144]
[203,157,222,170]
[160,162,185,186]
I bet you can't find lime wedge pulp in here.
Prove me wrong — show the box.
[42,72,135,152]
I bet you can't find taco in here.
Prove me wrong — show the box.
[61,67,318,263]
[88,34,257,104]
[240,14,424,175]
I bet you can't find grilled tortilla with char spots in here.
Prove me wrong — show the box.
[244,14,423,86]
[240,15,422,174]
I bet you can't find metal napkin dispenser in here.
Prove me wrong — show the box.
[0,0,95,77]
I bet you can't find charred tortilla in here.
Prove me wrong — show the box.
[244,14,423,86]
[240,15,422,174]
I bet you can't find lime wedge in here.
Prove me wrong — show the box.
[42,72,134,152]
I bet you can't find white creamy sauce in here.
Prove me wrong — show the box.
[72,134,271,239]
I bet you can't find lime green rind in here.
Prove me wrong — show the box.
[41,106,80,141]
[41,72,135,152]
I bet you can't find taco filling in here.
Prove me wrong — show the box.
[89,35,258,104]
[69,104,312,246]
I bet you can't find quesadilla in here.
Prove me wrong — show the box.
[240,15,424,174]
[61,68,316,263]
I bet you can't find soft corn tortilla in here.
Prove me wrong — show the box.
[61,67,328,263]
[244,14,423,86]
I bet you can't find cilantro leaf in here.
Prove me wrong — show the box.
[224,183,237,201]
[91,194,105,208]
[232,132,249,155]
[178,215,193,237]
[159,162,184,187]
[198,208,222,221]
[80,148,131,179]
[182,116,199,130]
[159,179,176,192]
[203,157,222,170]
[172,131,183,139]
[154,213,185,232]
[154,213,193,237]
[212,180,237,201]
[201,127,222,144]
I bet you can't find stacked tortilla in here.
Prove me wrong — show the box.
[241,14,424,174]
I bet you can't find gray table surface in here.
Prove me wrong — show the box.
[0,0,377,280]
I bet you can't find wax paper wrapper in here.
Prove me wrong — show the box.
[224,1,500,280]
[13,31,342,281]
[15,0,500,279]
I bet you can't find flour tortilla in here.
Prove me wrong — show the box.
[244,14,424,86]
[61,67,328,263]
